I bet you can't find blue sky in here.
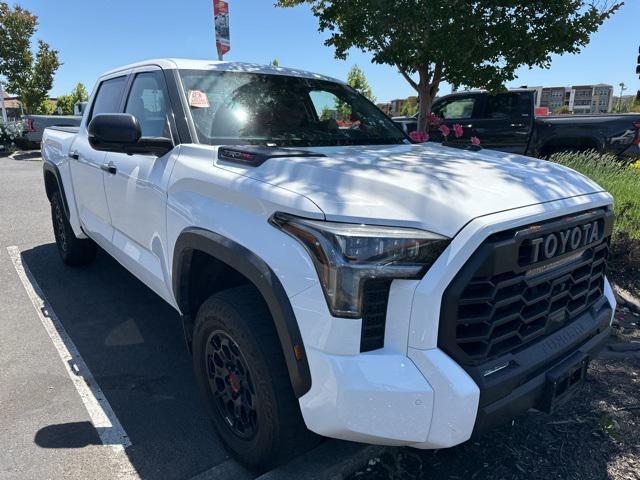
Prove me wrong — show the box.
[12,0,640,102]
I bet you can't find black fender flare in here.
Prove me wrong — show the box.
[43,161,70,220]
[172,227,312,398]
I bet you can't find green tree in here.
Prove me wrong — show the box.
[400,100,418,117]
[271,58,280,67]
[0,3,61,114]
[56,82,89,114]
[55,94,74,115]
[337,65,376,120]
[554,105,572,115]
[277,0,621,134]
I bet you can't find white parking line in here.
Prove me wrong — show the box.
[7,246,132,453]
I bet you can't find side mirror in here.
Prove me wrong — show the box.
[88,113,173,157]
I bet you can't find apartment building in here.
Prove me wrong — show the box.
[532,84,613,114]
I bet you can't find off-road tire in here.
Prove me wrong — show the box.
[51,191,97,266]
[192,285,318,470]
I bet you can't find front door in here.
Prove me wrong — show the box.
[102,68,177,303]
[69,75,128,245]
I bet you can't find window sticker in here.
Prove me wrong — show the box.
[188,90,210,108]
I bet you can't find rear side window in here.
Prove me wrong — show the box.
[484,93,530,119]
[90,76,127,120]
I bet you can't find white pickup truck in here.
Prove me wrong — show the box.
[42,59,616,469]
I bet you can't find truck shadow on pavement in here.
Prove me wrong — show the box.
[22,243,235,480]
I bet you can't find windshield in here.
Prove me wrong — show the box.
[179,69,407,147]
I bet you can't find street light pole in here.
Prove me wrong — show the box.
[617,82,626,113]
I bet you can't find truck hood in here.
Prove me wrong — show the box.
[234,143,605,237]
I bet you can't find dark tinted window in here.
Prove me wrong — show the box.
[178,69,406,147]
[484,93,530,119]
[432,97,476,119]
[125,71,170,137]
[90,76,127,120]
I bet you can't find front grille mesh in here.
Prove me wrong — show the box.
[454,242,608,363]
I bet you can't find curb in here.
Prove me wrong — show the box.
[255,441,388,480]
[612,283,640,313]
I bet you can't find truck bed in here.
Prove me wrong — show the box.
[41,126,78,166]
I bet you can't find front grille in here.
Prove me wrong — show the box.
[439,209,613,366]
[360,279,392,352]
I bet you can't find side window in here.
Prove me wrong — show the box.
[484,93,529,119]
[308,89,350,127]
[90,76,127,120]
[433,97,476,120]
[125,71,170,138]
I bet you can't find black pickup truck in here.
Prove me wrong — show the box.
[394,89,640,159]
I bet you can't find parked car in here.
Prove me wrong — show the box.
[22,114,82,147]
[394,89,640,159]
[42,59,616,469]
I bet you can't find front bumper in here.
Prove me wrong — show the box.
[294,193,616,448]
[473,296,612,434]
[297,280,614,449]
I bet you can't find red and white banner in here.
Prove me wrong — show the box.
[213,0,230,59]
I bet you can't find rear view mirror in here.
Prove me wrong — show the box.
[88,113,173,156]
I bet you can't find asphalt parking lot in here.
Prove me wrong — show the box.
[0,155,258,479]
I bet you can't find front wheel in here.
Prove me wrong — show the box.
[192,286,318,470]
[50,191,96,266]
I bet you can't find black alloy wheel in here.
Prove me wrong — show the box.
[206,330,258,439]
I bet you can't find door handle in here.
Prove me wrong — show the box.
[100,162,117,175]
[463,124,473,128]
[68,151,79,160]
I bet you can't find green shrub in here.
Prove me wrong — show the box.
[550,150,640,295]
[550,151,640,239]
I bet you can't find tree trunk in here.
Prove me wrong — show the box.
[416,63,442,134]
[416,85,433,134]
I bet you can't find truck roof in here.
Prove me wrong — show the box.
[101,58,344,84]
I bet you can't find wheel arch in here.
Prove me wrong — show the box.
[172,227,312,398]
[43,162,70,219]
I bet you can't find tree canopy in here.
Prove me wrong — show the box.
[0,2,60,114]
[56,82,89,115]
[336,65,375,120]
[277,0,622,132]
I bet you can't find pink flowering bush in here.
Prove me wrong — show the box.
[438,124,450,138]
[409,113,480,149]
[409,130,429,142]
[426,112,442,126]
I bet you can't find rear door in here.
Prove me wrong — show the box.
[430,94,480,144]
[102,66,178,303]
[69,74,128,244]
[471,92,534,154]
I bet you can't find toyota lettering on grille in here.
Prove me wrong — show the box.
[529,220,602,265]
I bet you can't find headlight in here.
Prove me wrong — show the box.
[270,212,450,318]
